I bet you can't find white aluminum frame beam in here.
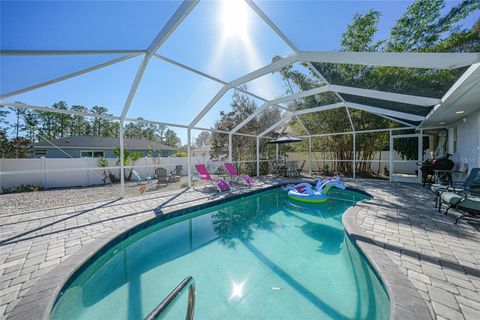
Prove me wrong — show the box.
[245,0,345,127]
[120,56,149,119]
[271,85,331,106]
[117,0,197,194]
[300,126,411,138]
[145,1,199,60]
[258,115,294,138]
[120,0,199,119]
[329,85,440,106]
[296,114,311,135]
[0,49,146,55]
[153,53,291,112]
[230,82,436,135]
[0,101,264,138]
[345,106,354,131]
[300,51,480,69]
[154,53,226,83]
[189,54,298,128]
[1,53,141,99]
[230,85,330,134]
[344,102,425,121]
[374,114,417,128]
[293,102,345,115]
[230,103,293,135]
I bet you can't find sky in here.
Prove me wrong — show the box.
[1,0,478,144]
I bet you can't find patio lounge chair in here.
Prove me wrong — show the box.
[439,168,480,223]
[194,164,231,192]
[430,165,469,207]
[132,169,153,185]
[224,162,256,186]
[442,195,480,224]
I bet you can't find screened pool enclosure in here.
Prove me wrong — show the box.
[1,0,479,196]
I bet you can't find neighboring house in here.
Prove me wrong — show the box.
[31,136,177,158]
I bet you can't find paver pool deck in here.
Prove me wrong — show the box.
[1,179,479,319]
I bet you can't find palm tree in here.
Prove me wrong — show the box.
[97,157,116,184]
[112,147,143,181]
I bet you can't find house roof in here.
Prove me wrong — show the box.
[32,136,177,151]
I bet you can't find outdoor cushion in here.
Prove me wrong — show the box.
[458,197,480,212]
[199,173,211,180]
[241,175,256,185]
[441,192,464,206]
[214,179,230,191]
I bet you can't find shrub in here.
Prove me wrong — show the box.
[2,184,44,194]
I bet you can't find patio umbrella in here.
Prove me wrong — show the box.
[267,136,303,144]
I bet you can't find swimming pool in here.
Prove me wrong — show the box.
[51,187,389,320]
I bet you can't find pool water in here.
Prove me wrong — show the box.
[51,188,389,320]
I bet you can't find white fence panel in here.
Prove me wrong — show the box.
[1,156,212,191]
[45,158,87,188]
[0,159,44,190]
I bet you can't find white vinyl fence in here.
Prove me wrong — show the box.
[287,151,417,174]
[0,156,210,191]
[0,150,421,192]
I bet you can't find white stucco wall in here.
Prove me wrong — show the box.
[451,109,480,174]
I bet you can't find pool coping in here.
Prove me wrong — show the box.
[343,196,433,320]
[8,182,431,320]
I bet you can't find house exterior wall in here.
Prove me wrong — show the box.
[451,109,480,175]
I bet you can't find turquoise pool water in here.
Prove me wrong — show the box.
[51,188,389,320]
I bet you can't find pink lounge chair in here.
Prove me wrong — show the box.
[194,164,231,192]
[224,162,256,186]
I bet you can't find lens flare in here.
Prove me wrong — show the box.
[221,0,248,37]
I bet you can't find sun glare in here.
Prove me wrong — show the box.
[229,280,246,300]
[221,0,249,37]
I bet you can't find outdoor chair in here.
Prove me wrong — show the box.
[438,168,480,223]
[155,167,170,185]
[454,197,480,224]
[287,161,298,177]
[430,165,469,207]
[224,162,256,186]
[296,160,306,176]
[132,169,153,185]
[441,194,480,224]
[194,164,231,192]
[436,168,479,209]
[169,165,182,183]
[171,165,183,176]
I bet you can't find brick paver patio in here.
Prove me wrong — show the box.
[1,179,479,319]
[349,181,480,320]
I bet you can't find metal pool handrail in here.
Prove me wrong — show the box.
[145,276,196,320]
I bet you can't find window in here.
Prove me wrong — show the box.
[80,150,104,158]
[34,149,47,158]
